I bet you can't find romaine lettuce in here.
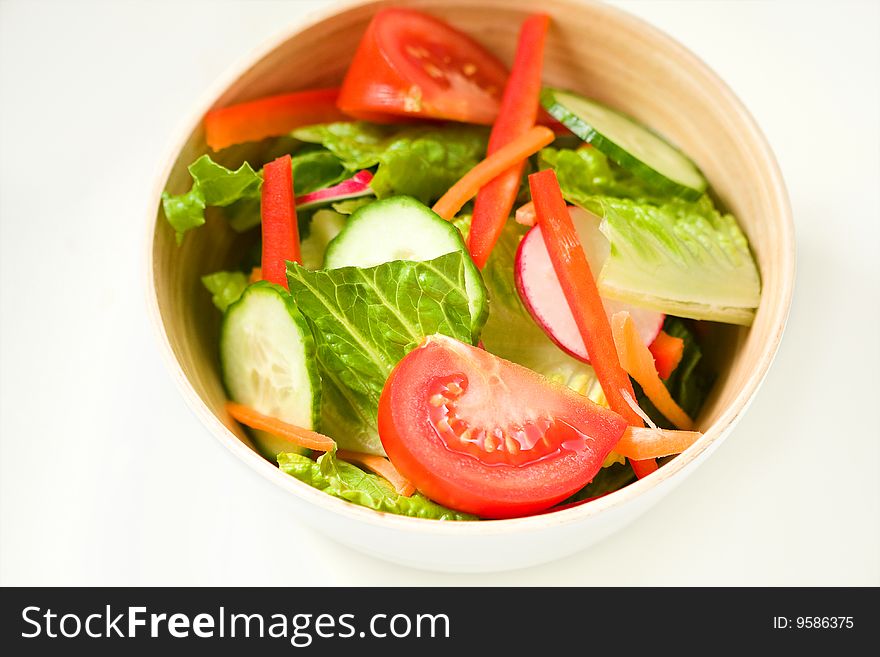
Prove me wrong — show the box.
[593,196,761,325]
[286,252,481,454]
[560,462,636,505]
[161,150,346,242]
[162,156,261,243]
[278,451,475,520]
[539,146,669,204]
[293,122,488,204]
[289,150,347,196]
[201,270,249,312]
[540,146,761,325]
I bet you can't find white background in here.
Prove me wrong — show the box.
[1,0,878,586]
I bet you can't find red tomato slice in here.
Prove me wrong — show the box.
[338,8,509,125]
[378,335,628,519]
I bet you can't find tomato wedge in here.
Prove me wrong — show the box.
[338,8,509,125]
[378,335,628,519]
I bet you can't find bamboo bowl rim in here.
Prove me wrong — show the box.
[146,0,795,536]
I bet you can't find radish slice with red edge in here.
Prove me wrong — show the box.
[515,205,664,363]
[294,170,374,209]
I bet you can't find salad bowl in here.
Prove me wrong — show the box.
[147,0,794,571]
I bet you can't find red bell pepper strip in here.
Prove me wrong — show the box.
[204,88,347,151]
[630,459,659,478]
[468,14,550,269]
[648,330,685,380]
[260,155,300,288]
[528,169,657,478]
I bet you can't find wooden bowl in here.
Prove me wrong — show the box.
[147,0,795,571]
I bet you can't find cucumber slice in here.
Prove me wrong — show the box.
[541,88,707,200]
[220,282,321,460]
[323,196,488,337]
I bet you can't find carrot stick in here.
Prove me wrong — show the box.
[614,426,702,461]
[249,266,262,283]
[468,14,550,269]
[611,312,695,430]
[529,169,657,478]
[225,402,336,452]
[337,450,416,497]
[432,125,555,220]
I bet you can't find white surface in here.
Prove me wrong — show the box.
[1,0,878,585]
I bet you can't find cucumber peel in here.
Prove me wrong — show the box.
[220,282,321,460]
[541,88,707,200]
[324,196,488,338]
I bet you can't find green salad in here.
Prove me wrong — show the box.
[162,8,760,520]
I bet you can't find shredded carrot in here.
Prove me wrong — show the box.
[337,450,416,497]
[610,312,695,430]
[432,125,555,220]
[249,266,262,283]
[225,402,336,452]
[614,426,702,460]
[225,402,416,495]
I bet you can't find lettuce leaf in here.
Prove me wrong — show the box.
[286,252,482,454]
[162,156,261,243]
[539,147,761,326]
[593,196,761,325]
[318,371,382,459]
[201,270,249,312]
[560,462,636,505]
[293,122,391,170]
[663,318,714,419]
[278,451,475,520]
[539,146,670,204]
[161,150,346,242]
[289,150,347,195]
[293,122,488,204]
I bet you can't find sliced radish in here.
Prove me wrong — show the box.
[515,205,664,363]
[294,170,374,209]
